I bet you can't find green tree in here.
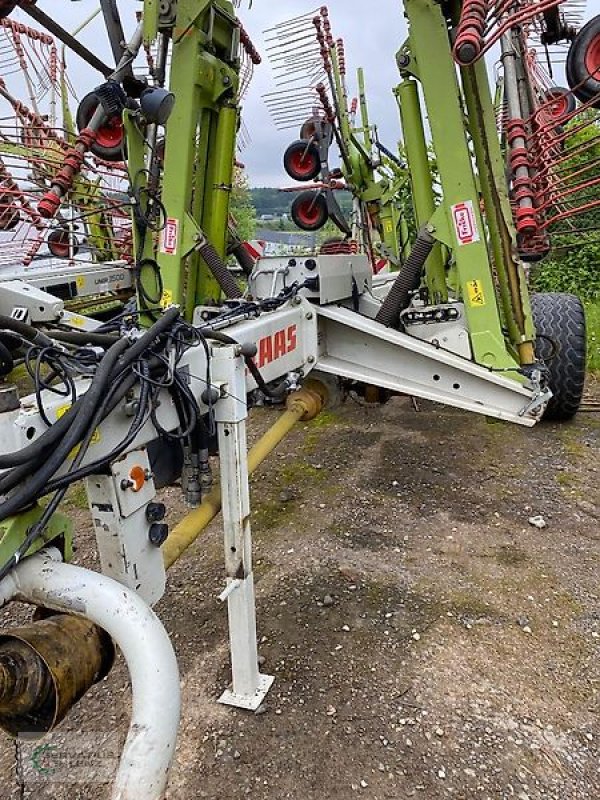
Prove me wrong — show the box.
[230,168,257,242]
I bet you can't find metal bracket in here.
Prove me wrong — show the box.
[211,344,274,710]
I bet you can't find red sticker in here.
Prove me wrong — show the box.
[451,201,480,247]
[161,218,179,255]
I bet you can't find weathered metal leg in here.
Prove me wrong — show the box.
[212,345,274,710]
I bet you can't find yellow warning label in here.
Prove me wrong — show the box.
[69,315,86,328]
[466,280,486,307]
[76,275,85,289]
[384,219,394,234]
[56,403,100,458]
[161,289,174,309]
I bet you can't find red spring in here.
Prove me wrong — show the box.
[316,83,335,123]
[320,7,334,48]
[453,0,489,66]
[313,17,330,72]
[319,239,357,256]
[38,128,97,219]
[38,191,60,219]
[239,25,261,66]
[336,38,346,76]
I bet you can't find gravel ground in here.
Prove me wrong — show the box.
[0,387,599,800]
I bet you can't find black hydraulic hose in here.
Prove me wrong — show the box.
[231,241,256,277]
[0,340,13,377]
[375,228,436,329]
[198,239,243,299]
[48,330,120,348]
[0,315,54,348]
[118,306,180,368]
[0,338,130,521]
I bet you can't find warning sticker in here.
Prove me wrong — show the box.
[160,218,179,255]
[451,201,480,246]
[466,279,486,307]
[161,289,174,309]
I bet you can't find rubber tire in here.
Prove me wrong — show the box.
[283,140,321,182]
[542,87,577,119]
[566,15,600,107]
[531,292,587,421]
[291,191,328,232]
[76,91,125,162]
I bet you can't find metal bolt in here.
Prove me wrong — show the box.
[306,312,313,320]
[307,355,315,364]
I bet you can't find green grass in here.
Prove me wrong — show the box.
[586,302,600,373]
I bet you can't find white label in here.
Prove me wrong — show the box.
[451,201,480,246]
[161,218,179,255]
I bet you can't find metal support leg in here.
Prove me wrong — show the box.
[212,345,274,710]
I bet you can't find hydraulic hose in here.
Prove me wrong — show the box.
[0,311,180,472]
[375,227,436,329]
[0,315,54,348]
[198,239,243,299]
[0,340,13,377]
[0,338,129,520]
[48,330,120,348]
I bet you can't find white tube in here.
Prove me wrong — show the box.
[2,548,180,800]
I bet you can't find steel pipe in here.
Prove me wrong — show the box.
[0,548,180,800]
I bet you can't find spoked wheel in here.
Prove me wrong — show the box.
[76,91,125,162]
[48,227,79,259]
[566,15,600,107]
[542,87,577,120]
[283,140,321,182]
[291,191,329,231]
[531,293,587,421]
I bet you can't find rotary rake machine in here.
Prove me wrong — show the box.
[0,13,138,320]
[0,2,591,799]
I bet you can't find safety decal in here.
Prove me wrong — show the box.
[160,217,179,255]
[466,279,486,307]
[451,200,480,246]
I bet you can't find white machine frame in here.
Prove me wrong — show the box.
[0,253,551,799]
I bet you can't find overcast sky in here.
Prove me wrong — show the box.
[11,1,594,187]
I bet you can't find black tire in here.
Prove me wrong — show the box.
[76,91,125,162]
[531,292,587,421]
[542,87,577,120]
[283,140,321,182]
[566,16,600,107]
[291,191,328,231]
